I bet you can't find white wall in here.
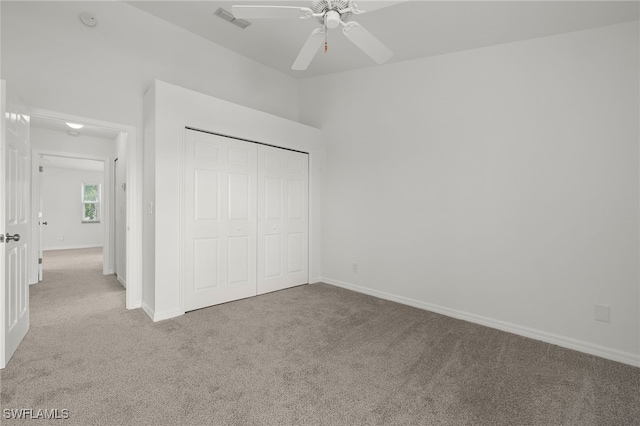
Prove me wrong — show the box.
[0,1,298,124]
[143,80,323,321]
[41,168,104,250]
[299,21,640,365]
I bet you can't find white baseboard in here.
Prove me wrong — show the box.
[127,293,143,310]
[152,308,183,322]
[310,276,323,284]
[141,301,183,322]
[127,301,142,310]
[117,276,127,288]
[141,301,155,321]
[320,277,640,368]
[44,244,103,251]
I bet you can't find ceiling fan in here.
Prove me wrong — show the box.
[232,0,394,70]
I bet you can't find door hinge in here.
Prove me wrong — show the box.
[39,258,43,264]
[39,166,43,172]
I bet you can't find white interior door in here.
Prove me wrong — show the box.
[37,222,43,281]
[1,81,30,368]
[183,130,257,311]
[114,158,122,282]
[38,212,44,282]
[257,145,309,295]
[37,161,44,282]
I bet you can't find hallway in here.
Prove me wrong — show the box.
[30,248,124,326]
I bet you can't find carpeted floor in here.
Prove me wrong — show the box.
[27,248,125,327]
[1,248,639,425]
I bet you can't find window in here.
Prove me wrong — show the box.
[82,183,101,223]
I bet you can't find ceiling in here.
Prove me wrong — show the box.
[40,155,104,173]
[30,115,121,140]
[127,0,639,79]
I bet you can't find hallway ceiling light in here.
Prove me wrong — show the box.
[66,122,84,129]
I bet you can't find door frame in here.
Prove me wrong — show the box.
[1,81,7,367]
[114,157,124,285]
[32,150,111,273]
[28,108,142,310]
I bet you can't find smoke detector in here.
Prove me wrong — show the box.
[79,12,97,28]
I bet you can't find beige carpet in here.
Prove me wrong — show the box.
[28,248,124,327]
[1,248,639,425]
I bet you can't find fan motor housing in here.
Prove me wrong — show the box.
[312,0,352,25]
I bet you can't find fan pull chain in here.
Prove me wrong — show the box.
[324,21,328,53]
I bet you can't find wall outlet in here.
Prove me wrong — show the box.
[594,304,610,323]
[352,263,358,273]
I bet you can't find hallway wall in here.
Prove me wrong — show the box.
[41,167,105,250]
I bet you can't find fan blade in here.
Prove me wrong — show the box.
[342,22,393,64]
[232,5,312,20]
[292,28,325,71]
[350,0,407,14]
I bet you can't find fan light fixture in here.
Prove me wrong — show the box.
[66,122,84,130]
[232,0,393,70]
[325,10,341,29]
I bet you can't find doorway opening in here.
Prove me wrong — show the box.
[36,154,107,276]
[36,154,117,323]
[28,111,140,310]
[2,98,141,368]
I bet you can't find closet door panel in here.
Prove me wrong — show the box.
[257,145,309,295]
[228,173,250,220]
[288,179,304,219]
[264,178,282,220]
[264,235,282,278]
[184,130,257,312]
[228,236,250,285]
[194,238,218,290]
[287,232,304,274]
[194,170,219,220]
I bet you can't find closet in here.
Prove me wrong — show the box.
[183,129,309,312]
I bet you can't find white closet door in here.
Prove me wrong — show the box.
[257,145,309,295]
[184,130,257,312]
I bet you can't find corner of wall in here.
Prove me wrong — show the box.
[141,301,155,321]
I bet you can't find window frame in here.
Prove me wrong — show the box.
[81,183,101,223]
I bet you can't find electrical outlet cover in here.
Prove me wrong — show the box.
[594,305,610,323]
